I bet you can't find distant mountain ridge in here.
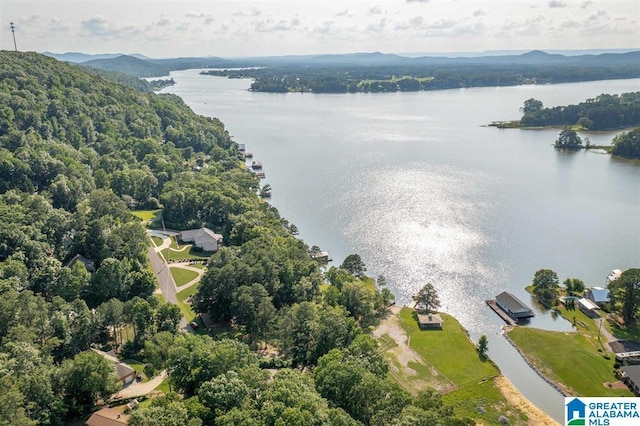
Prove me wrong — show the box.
[43,51,149,63]
[44,49,640,79]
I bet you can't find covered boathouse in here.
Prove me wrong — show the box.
[495,291,535,320]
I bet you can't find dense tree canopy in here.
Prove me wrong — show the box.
[611,128,640,159]
[608,268,640,326]
[531,269,560,305]
[519,92,640,130]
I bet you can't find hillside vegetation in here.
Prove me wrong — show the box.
[0,51,476,425]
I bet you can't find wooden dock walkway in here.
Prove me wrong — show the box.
[486,299,517,326]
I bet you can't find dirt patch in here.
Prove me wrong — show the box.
[604,381,630,390]
[494,375,560,426]
[373,306,454,393]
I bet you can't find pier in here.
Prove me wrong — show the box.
[486,299,517,326]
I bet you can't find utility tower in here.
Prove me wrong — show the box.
[10,22,17,51]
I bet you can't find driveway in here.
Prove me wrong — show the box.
[116,370,167,399]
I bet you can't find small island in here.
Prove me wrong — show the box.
[490,92,640,159]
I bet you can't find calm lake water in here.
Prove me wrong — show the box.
[163,74,640,421]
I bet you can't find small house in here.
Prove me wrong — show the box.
[585,287,610,305]
[85,408,128,426]
[577,298,600,318]
[179,227,223,252]
[417,313,443,329]
[91,349,137,387]
[495,291,534,319]
[66,254,96,273]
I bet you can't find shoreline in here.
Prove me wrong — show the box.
[375,305,561,425]
[502,326,571,398]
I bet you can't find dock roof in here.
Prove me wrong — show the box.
[496,291,533,315]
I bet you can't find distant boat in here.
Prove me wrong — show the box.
[251,161,263,170]
[246,152,254,158]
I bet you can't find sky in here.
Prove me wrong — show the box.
[1,0,639,58]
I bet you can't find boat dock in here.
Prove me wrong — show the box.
[486,299,517,326]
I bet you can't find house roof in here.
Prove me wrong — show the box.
[621,365,640,386]
[66,254,96,272]
[496,291,533,314]
[417,313,443,326]
[91,349,135,381]
[180,227,223,244]
[85,408,128,426]
[578,298,600,311]
[588,287,610,302]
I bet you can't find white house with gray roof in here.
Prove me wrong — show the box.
[179,227,223,252]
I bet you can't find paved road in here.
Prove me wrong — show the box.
[146,233,190,331]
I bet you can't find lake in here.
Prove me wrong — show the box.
[163,74,640,421]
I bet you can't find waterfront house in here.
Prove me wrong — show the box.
[585,287,610,305]
[577,298,601,318]
[417,313,443,329]
[179,227,223,252]
[495,291,534,319]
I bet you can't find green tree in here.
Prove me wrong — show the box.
[554,128,583,149]
[611,128,640,160]
[156,303,182,333]
[197,371,249,418]
[97,298,124,349]
[520,98,543,114]
[564,278,585,295]
[608,268,640,326]
[59,351,119,416]
[413,283,441,312]
[477,335,489,359]
[128,402,190,426]
[532,269,560,306]
[340,254,366,278]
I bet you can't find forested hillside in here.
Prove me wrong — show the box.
[0,52,470,425]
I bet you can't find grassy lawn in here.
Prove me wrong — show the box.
[176,283,199,321]
[507,327,631,397]
[160,238,212,261]
[170,267,200,287]
[157,377,171,394]
[443,378,528,425]
[151,236,164,247]
[123,359,148,382]
[399,307,498,386]
[607,320,640,341]
[132,209,161,225]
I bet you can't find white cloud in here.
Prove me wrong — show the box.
[473,9,486,18]
[548,1,566,8]
[369,6,383,15]
[581,0,593,8]
[406,0,431,3]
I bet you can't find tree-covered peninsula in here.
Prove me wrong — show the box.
[519,92,640,130]
[0,51,484,425]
